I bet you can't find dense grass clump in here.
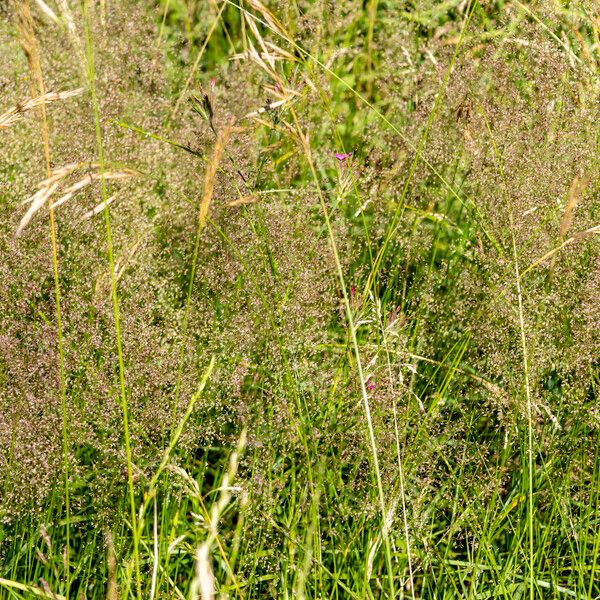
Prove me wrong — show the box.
[1,1,599,598]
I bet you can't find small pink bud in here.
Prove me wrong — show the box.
[335,152,351,162]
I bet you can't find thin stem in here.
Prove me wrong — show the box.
[292,111,396,598]
[378,305,415,598]
[16,2,70,594]
[365,0,379,96]
[81,3,142,597]
[479,106,535,599]
[513,228,535,600]
[171,122,233,434]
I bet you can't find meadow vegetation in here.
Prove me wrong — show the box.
[0,0,599,598]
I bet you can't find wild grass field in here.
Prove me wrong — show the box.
[1,0,599,598]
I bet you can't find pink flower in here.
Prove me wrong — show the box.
[335,152,351,162]
[366,379,376,391]
[210,77,216,91]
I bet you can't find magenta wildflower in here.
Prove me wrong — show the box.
[366,379,376,391]
[335,152,351,162]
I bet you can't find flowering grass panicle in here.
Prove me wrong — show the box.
[1,1,599,598]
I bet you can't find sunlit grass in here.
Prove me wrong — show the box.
[0,0,599,598]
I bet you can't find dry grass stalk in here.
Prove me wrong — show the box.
[199,119,235,228]
[32,161,99,188]
[16,164,137,236]
[0,89,84,129]
[38,579,59,600]
[239,0,322,97]
[547,172,592,279]
[243,15,282,72]
[34,0,59,24]
[245,0,287,38]
[226,194,257,207]
[17,182,60,237]
[82,194,116,220]
[190,430,246,600]
[194,545,215,600]
[559,172,591,238]
[105,529,118,600]
[523,222,600,279]
[232,8,324,120]
[240,17,285,87]
[17,0,53,170]
[50,172,133,209]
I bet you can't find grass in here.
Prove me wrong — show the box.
[15,2,72,596]
[82,1,142,596]
[1,0,599,598]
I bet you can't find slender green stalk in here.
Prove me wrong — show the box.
[150,358,215,496]
[81,3,141,597]
[516,259,535,600]
[171,123,232,436]
[49,144,71,600]
[479,106,535,599]
[292,112,395,598]
[16,2,70,594]
[377,299,415,598]
[365,0,379,96]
